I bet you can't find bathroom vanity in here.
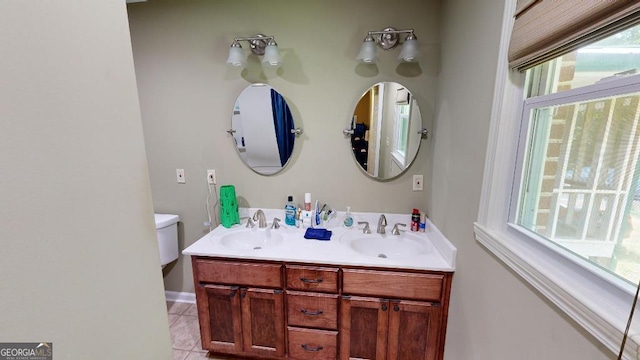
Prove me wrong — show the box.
[183,209,456,360]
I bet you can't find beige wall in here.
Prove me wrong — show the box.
[128,0,617,358]
[432,0,614,359]
[127,0,440,294]
[0,1,172,359]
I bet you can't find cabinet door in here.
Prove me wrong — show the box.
[340,296,389,360]
[387,300,442,360]
[240,287,285,358]
[195,284,243,354]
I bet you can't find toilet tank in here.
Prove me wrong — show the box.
[154,213,180,266]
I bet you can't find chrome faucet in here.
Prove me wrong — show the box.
[244,217,255,228]
[253,209,267,228]
[377,214,387,234]
[391,223,407,235]
[358,221,371,234]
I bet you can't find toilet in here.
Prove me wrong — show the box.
[154,213,180,268]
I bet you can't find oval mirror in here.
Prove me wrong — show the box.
[230,84,297,175]
[347,82,424,180]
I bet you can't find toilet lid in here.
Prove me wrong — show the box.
[154,214,180,229]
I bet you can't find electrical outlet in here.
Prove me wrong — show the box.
[207,169,216,185]
[413,174,423,191]
[176,169,186,184]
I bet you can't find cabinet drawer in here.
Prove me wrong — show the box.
[287,327,337,360]
[342,269,443,302]
[286,266,338,293]
[194,258,282,288]
[287,291,338,330]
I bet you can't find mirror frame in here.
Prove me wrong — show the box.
[347,82,425,180]
[229,83,297,176]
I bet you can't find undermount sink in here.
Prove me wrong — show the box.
[219,230,283,250]
[340,232,433,259]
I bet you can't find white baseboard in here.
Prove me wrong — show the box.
[165,291,196,304]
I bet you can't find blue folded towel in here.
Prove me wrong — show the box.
[304,228,332,241]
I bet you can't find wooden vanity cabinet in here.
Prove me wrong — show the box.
[339,268,448,360]
[339,296,442,360]
[191,257,452,360]
[285,265,340,360]
[193,258,285,358]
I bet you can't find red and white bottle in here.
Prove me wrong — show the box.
[411,208,420,232]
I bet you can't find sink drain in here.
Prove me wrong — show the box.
[378,254,387,258]
[253,246,262,250]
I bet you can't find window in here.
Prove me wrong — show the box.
[475,8,640,359]
[515,25,640,286]
[391,103,410,168]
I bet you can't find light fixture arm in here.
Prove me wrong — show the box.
[356,26,419,64]
[367,29,415,37]
[366,27,416,50]
[232,34,276,56]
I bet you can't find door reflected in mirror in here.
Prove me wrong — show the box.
[231,84,296,175]
[349,82,423,180]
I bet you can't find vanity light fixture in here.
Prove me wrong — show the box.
[357,27,420,64]
[226,34,281,68]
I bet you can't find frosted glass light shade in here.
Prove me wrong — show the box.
[398,38,420,62]
[262,44,281,67]
[226,46,246,67]
[357,41,378,63]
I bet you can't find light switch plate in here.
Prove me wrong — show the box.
[413,175,423,191]
[207,169,216,185]
[176,169,186,184]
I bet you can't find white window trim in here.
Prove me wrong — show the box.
[474,1,640,359]
[392,103,410,168]
[391,150,406,170]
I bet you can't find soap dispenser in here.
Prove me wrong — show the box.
[343,206,354,228]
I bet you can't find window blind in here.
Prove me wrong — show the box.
[514,0,536,17]
[508,0,640,71]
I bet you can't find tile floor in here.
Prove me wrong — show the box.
[167,301,225,360]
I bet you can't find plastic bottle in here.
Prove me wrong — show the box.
[304,193,312,211]
[343,206,354,228]
[419,212,426,232]
[411,208,420,232]
[285,196,296,226]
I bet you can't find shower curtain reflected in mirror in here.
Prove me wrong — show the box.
[271,89,294,167]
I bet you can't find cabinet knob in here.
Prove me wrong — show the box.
[394,304,400,312]
[381,304,388,311]
[301,344,324,352]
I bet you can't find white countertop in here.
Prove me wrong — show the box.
[183,208,456,272]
